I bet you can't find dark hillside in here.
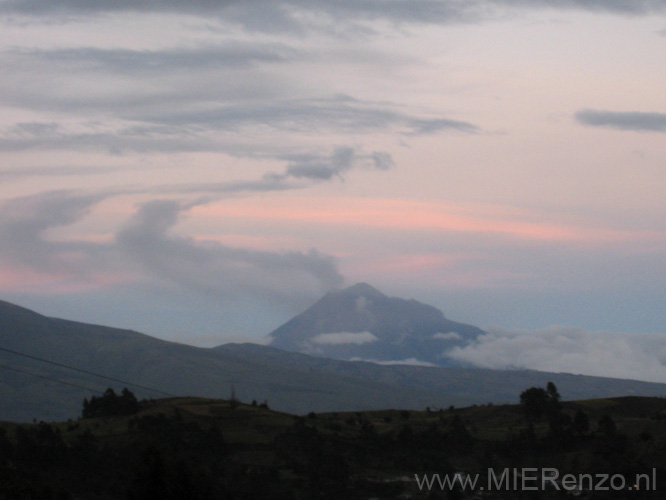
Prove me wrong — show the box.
[2,392,666,499]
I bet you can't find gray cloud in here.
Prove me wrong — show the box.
[284,148,355,180]
[115,199,344,304]
[3,0,665,26]
[575,109,666,132]
[492,0,666,15]
[0,190,344,309]
[0,164,149,180]
[279,146,392,181]
[166,146,393,197]
[0,143,391,201]
[371,151,395,170]
[4,44,298,74]
[10,121,60,137]
[0,96,471,155]
[320,0,666,19]
[0,0,238,18]
[0,191,112,274]
[0,0,469,27]
[0,44,293,115]
[0,0,304,32]
[0,40,478,155]
[0,121,214,155]
[133,95,479,137]
[447,326,666,383]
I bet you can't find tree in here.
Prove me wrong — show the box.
[598,414,616,438]
[573,410,590,436]
[546,382,560,401]
[520,382,563,424]
[229,384,239,411]
[82,387,139,418]
[520,387,550,422]
[0,462,30,500]
[127,444,168,500]
[121,387,139,412]
[546,382,561,414]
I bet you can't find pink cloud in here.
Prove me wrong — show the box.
[344,254,532,289]
[0,264,136,294]
[191,197,665,245]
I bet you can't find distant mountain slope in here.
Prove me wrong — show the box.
[219,343,666,409]
[3,299,666,422]
[0,299,435,421]
[267,283,486,365]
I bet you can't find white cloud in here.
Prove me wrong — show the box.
[433,331,462,340]
[350,357,436,367]
[311,331,379,345]
[447,326,666,383]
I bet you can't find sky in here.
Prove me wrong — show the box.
[1,1,666,380]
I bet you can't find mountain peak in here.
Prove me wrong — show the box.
[336,282,385,298]
[268,284,486,365]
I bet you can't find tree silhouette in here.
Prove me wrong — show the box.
[82,387,140,418]
[520,387,550,422]
[520,382,563,424]
[573,410,590,436]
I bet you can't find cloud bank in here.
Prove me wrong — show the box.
[350,357,437,367]
[311,331,379,345]
[447,326,666,383]
[433,332,462,340]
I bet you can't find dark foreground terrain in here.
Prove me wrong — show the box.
[2,387,666,499]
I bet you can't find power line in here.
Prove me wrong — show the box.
[0,346,177,397]
[0,362,104,394]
